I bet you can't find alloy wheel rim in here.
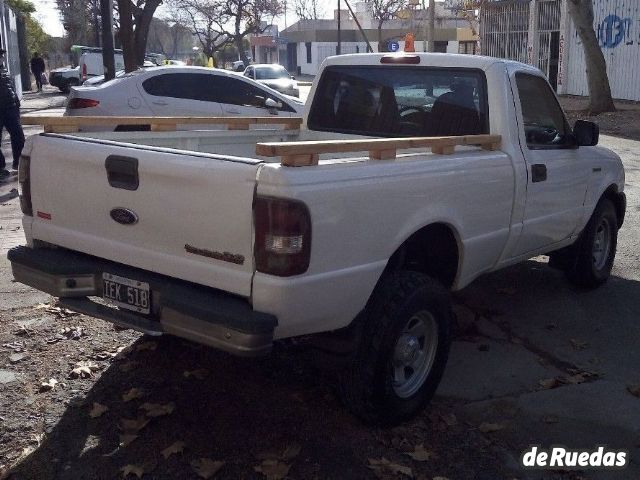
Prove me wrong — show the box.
[391,311,439,399]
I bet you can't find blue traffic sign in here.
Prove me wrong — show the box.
[388,41,400,52]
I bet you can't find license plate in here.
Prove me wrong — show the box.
[102,273,151,314]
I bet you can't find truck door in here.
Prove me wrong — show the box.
[510,72,590,256]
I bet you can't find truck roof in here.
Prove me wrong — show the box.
[321,52,539,73]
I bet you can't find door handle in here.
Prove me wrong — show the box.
[225,108,240,114]
[531,164,547,183]
[152,100,168,106]
[105,155,139,191]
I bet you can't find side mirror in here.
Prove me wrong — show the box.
[291,75,295,80]
[573,120,599,146]
[265,97,282,109]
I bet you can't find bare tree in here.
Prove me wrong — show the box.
[567,0,615,114]
[292,0,324,20]
[165,0,226,58]
[169,0,283,65]
[369,0,408,51]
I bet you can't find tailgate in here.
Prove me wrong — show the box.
[28,134,261,297]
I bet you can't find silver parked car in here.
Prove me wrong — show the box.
[243,64,299,97]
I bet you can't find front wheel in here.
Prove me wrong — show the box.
[565,199,618,288]
[338,271,451,426]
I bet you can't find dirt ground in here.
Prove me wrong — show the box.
[1,302,511,480]
[559,96,640,141]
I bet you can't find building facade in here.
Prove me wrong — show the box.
[262,2,478,76]
[479,0,640,101]
[0,0,21,98]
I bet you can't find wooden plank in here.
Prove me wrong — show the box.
[369,148,397,160]
[281,154,319,167]
[22,115,303,128]
[431,145,456,155]
[151,123,176,132]
[256,134,502,158]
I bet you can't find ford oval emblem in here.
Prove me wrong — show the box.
[110,207,138,225]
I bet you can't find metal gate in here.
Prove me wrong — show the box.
[536,0,561,88]
[479,1,530,63]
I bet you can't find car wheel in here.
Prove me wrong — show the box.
[565,198,618,288]
[338,271,451,426]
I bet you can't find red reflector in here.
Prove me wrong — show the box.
[37,211,51,220]
[68,98,100,109]
[380,55,421,64]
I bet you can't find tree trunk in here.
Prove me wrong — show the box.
[567,0,615,114]
[377,21,383,52]
[117,0,137,72]
[133,0,161,65]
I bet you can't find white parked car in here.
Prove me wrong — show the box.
[244,64,299,97]
[66,66,304,120]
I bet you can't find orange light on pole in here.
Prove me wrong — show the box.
[404,33,415,52]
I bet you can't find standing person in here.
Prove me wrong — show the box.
[0,49,25,179]
[30,52,45,92]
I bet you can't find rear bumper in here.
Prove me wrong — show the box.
[8,246,277,357]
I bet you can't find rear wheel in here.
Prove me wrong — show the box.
[339,271,451,425]
[565,199,618,288]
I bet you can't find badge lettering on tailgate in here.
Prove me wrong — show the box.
[184,244,245,265]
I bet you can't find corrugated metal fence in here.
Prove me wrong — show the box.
[566,0,640,101]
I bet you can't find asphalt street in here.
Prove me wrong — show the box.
[0,88,639,479]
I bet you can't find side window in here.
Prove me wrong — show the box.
[143,73,226,103]
[516,73,572,148]
[305,42,312,64]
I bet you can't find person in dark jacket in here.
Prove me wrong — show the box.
[30,52,46,92]
[0,49,25,179]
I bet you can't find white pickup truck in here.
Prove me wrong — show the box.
[9,53,626,425]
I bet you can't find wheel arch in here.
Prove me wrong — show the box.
[601,184,626,229]
[383,222,462,290]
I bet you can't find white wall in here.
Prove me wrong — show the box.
[564,0,640,101]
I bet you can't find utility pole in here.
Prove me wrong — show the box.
[100,0,115,80]
[427,0,435,52]
[337,0,342,54]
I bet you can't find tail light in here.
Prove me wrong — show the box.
[254,196,311,277]
[380,55,421,64]
[82,63,87,81]
[18,155,32,216]
[68,98,99,109]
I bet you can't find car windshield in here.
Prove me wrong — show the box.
[255,66,289,80]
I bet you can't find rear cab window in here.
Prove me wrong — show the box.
[307,66,489,137]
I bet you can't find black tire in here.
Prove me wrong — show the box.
[338,271,452,426]
[565,198,618,288]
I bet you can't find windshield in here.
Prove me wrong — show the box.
[255,66,289,80]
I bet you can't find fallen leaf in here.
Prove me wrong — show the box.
[367,457,413,478]
[89,402,109,418]
[627,384,640,398]
[570,338,588,350]
[538,378,559,390]
[183,369,209,380]
[478,422,505,433]
[119,416,150,433]
[139,402,175,417]
[122,388,145,402]
[59,326,85,340]
[13,325,35,336]
[254,459,291,480]
[119,434,138,447]
[70,361,100,379]
[161,440,186,459]
[136,341,157,352]
[120,464,144,478]
[561,373,587,385]
[191,458,224,479]
[281,444,301,461]
[403,444,433,462]
[39,378,58,391]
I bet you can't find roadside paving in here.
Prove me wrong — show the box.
[1,88,639,478]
